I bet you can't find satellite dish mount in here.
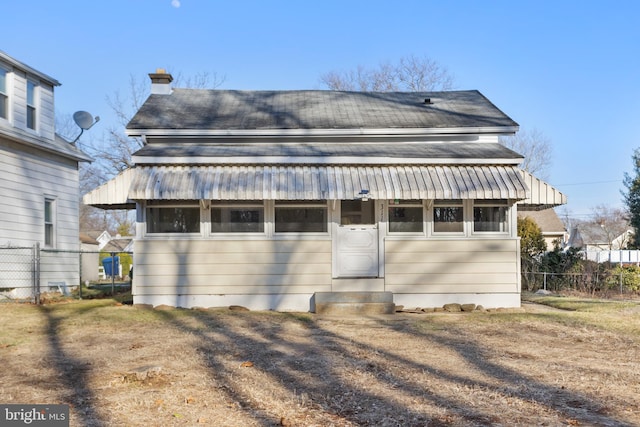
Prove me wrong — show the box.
[72,111,100,143]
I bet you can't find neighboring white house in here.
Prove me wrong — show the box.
[84,70,565,311]
[0,51,92,295]
[567,223,633,252]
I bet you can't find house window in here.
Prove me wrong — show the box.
[146,204,200,233]
[26,80,36,130]
[341,200,375,225]
[0,67,7,120]
[44,198,55,247]
[388,200,424,233]
[433,199,464,233]
[211,201,264,233]
[474,200,509,232]
[275,201,327,233]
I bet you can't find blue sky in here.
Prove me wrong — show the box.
[4,0,639,218]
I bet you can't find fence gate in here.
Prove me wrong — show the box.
[0,244,39,303]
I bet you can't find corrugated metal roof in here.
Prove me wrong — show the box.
[518,171,567,208]
[127,90,518,132]
[127,165,529,201]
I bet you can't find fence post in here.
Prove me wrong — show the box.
[620,271,623,294]
[33,242,41,305]
[543,272,547,291]
[78,251,83,300]
[111,252,116,295]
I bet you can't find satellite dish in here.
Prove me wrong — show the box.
[73,111,95,130]
[71,111,100,143]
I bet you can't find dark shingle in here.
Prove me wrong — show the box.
[127,90,518,131]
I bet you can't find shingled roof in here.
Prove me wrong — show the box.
[127,89,518,132]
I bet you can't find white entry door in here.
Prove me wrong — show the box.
[336,200,379,277]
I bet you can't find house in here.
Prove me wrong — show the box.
[80,232,100,282]
[84,70,565,311]
[84,230,113,250]
[518,207,567,251]
[0,51,92,295]
[567,223,633,252]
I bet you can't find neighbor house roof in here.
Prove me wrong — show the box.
[127,89,519,134]
[518,208,566,233]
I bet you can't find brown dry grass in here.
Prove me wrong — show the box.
[1,296,639,427]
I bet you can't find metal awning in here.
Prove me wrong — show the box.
[121,165,529,201]
[84,165,536,206]
[518,170,567,209]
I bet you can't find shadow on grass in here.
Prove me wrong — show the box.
[35,302,634,426]
[152,309,634,427]
[39,304,107,427]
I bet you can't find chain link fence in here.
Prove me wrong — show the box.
[0,244,132,304]
[0,246,37,301]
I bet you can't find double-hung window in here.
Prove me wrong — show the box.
[26,80,36,130]
[388,200,424,233]
[44,198,55,247]
[275,201,327,233]
[211,201,264,233]
[146,202,201,234]
[473,199,509,233]
[433,199,464,234]
[0,67,7,120]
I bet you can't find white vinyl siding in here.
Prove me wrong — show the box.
[0,139,79,249]
[3,70,55,139]
[133,239,332,296]
[385,239,520,294]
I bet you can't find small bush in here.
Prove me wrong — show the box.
[604,265,640,291]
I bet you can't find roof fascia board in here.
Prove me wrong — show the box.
[127,126,519,138]
[0,51,61,86]
[0,128,93,162]
[132,155,523,166]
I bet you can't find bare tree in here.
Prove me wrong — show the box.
[590,204,631,250]
[319,54,455,92]
[499,128,553,180]
[87,70,226,175]
[71,70,225,234]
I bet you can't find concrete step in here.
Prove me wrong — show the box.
[313,292,395,315]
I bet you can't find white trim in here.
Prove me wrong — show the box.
[128,126,520,138]
[133,155,522,166]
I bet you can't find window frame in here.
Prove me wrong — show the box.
[145,201,202,235]
[387,199,425,234]
[274,200,329,234]
[44,198,55,248]
[210,200,266,234]
[472,199,510,234]
[431,199,465,235]
[26,79,36,130]
[0,66,8,121]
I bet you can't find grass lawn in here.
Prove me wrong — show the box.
[1,294,639,426]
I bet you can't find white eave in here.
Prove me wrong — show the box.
[126,126,520,138]
[132,155,523,166]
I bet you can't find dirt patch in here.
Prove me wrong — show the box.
[0,301,638,426]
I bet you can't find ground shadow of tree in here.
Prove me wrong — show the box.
[152,310,635,427]
[39,305,107,427]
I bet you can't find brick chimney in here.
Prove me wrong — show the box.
[149,68,173,95]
